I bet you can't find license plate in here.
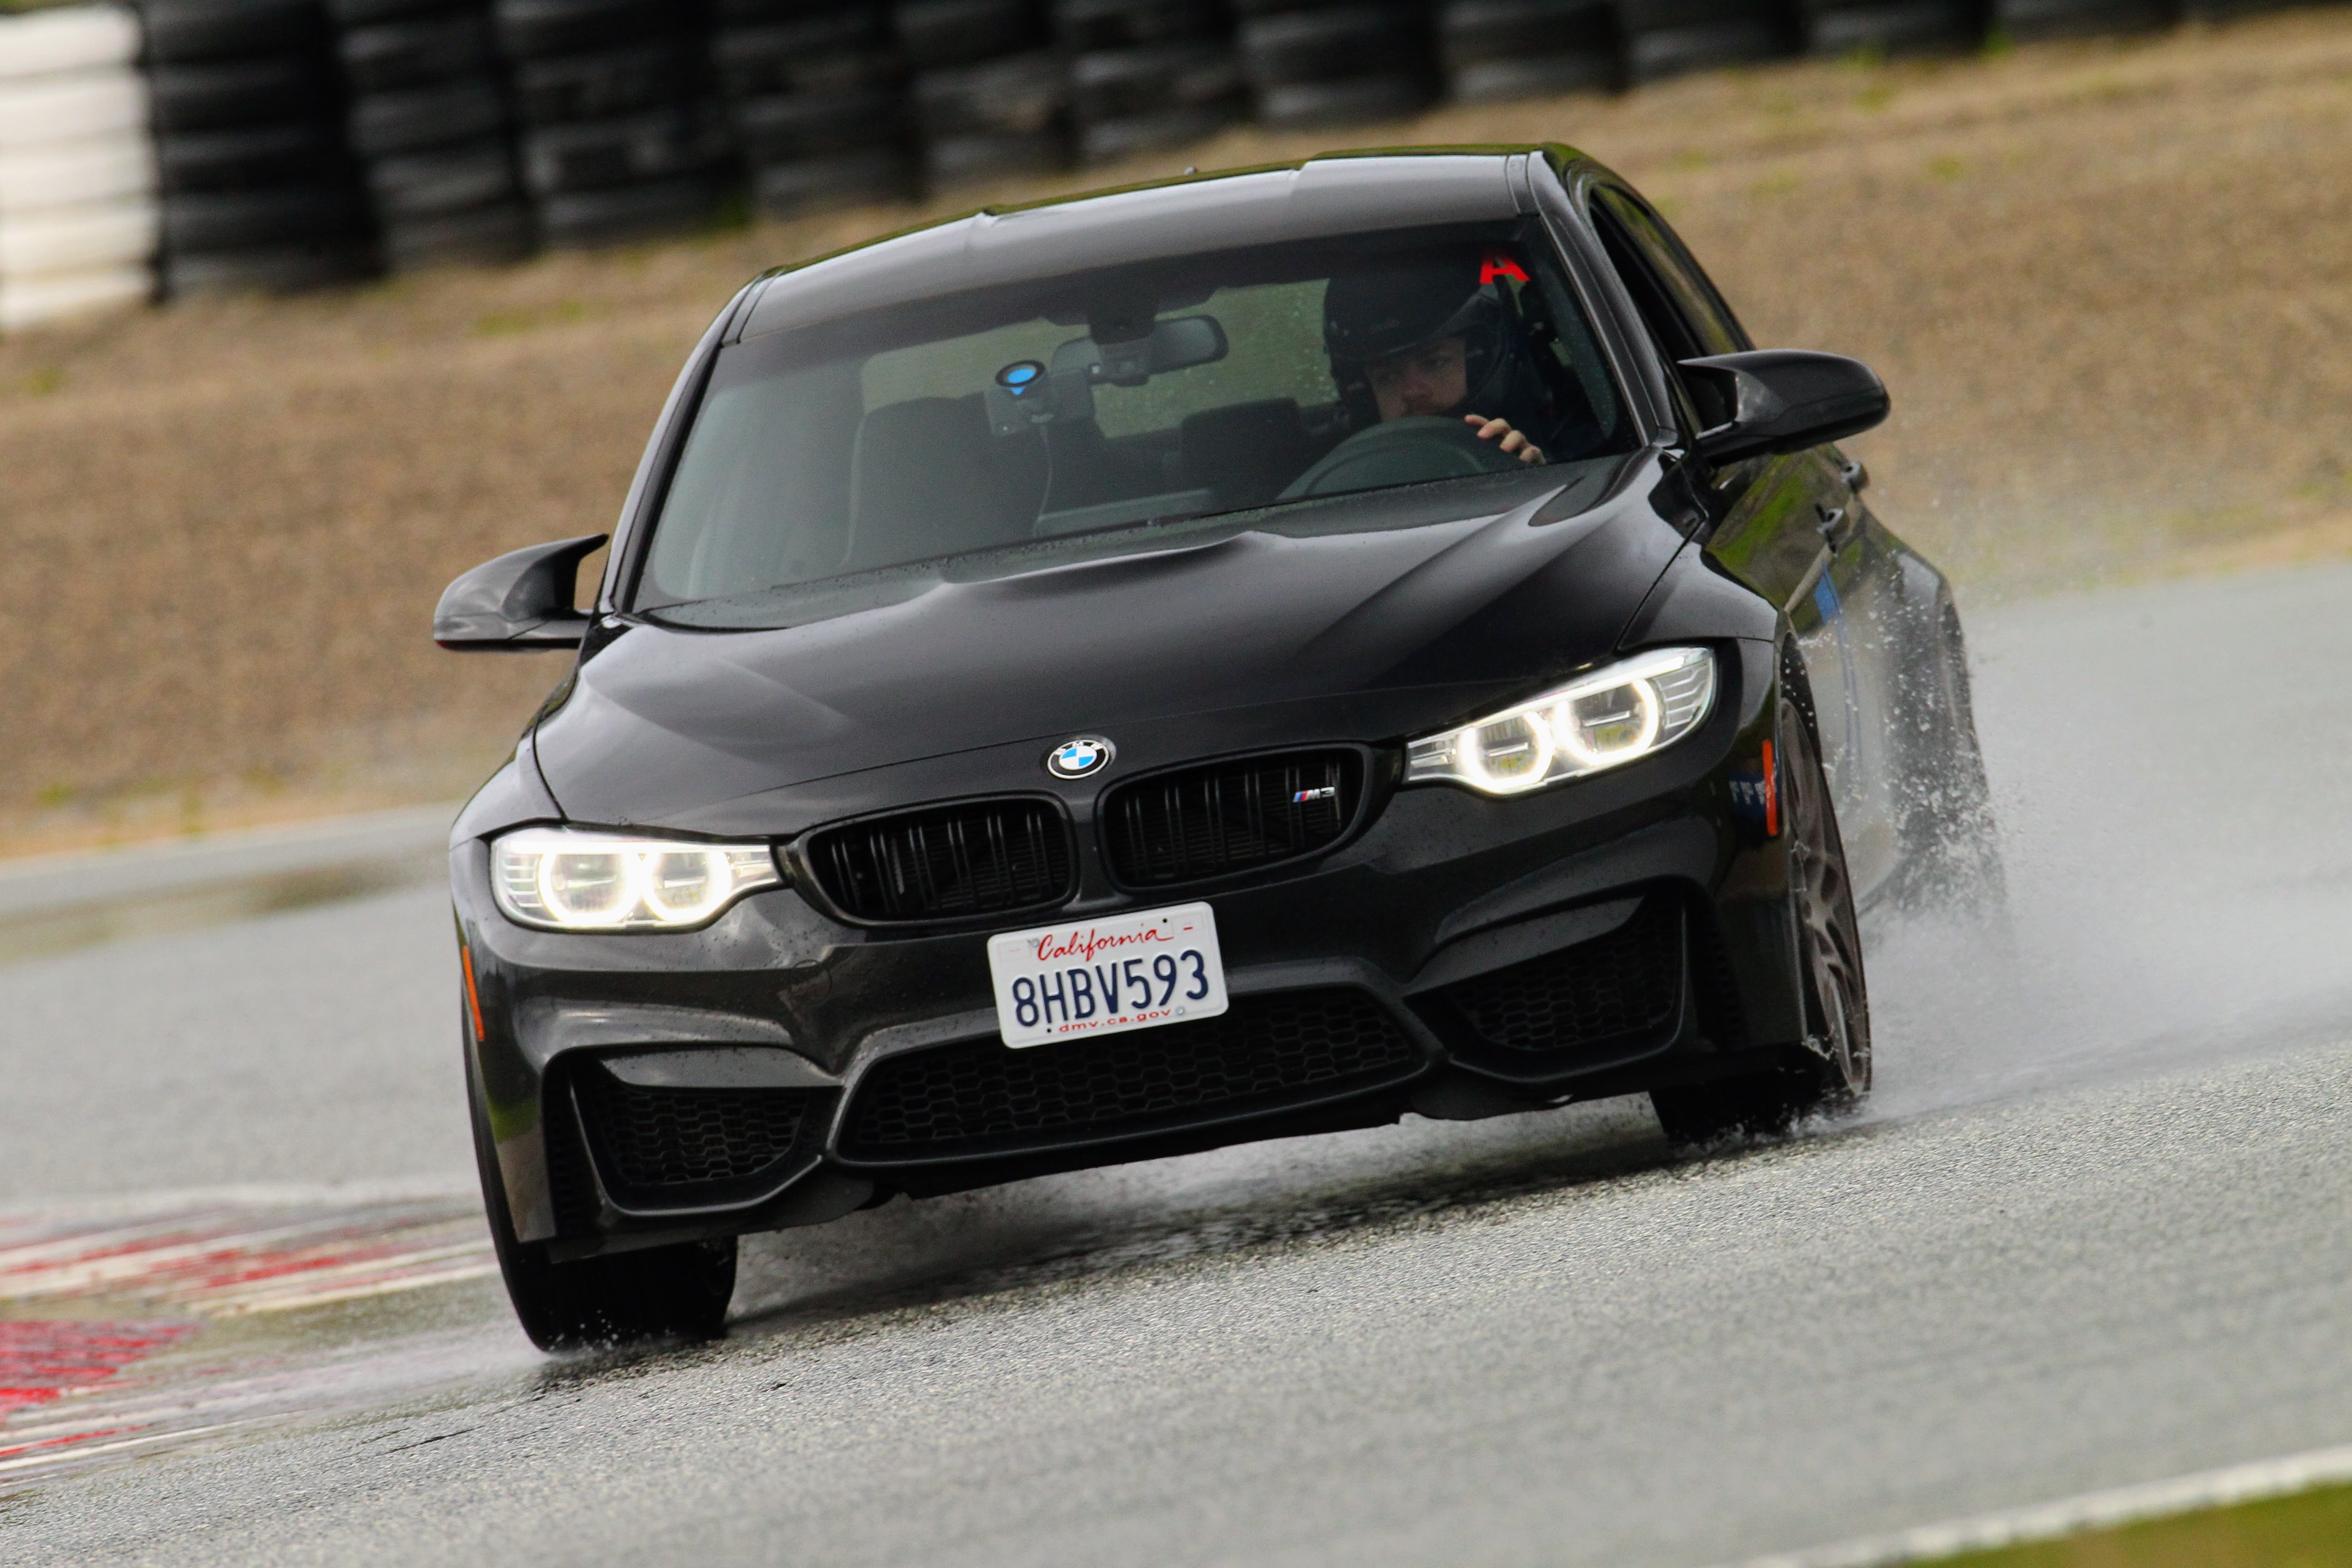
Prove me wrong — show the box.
[986,901,1227,1048]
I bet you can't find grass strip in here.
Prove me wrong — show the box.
[1941,1480,2352,1567]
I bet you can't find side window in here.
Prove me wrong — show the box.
[1589,187,1752,437]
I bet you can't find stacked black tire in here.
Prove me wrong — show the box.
[897,0,1069,188]
[143,0,373,295]
[332,0,530,271]
[1799,0,1979,53]
[1056,0,1244,166]
[1234,0,1433,130]
[1613,0,1796,83]
[1989,0,2169,41]
[494,0,729,249]
[1438,0,1615,102]
[710,0,917,220]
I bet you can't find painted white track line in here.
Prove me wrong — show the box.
[1725,1441,2352,1567]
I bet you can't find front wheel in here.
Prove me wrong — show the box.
[468,1053,735,1351]
[1652,692,1871,1144]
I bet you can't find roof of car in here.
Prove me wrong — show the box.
[735,145,1580,343]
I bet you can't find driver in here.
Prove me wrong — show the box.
[1323,255,1555,465]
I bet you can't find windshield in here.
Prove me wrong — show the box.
[636,220,1634,614]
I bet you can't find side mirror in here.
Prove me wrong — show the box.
[434,534,607,652]
[1678,350,1889,465]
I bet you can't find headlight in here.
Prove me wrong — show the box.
[1406,647,1717,796]
[490,827,782,931]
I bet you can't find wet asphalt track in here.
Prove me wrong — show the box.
[3,561,2351,1567]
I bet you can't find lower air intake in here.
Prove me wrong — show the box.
[842,990,1419,1160]
[1442,898,1684,1053]
[576,1072,815,1192]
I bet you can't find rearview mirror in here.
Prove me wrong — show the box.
[434,534,606,651]
[1679,350,1889,465]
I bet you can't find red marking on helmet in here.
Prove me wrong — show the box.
[1480,251,1530,285]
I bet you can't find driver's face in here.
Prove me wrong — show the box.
[1365,336,1469,421]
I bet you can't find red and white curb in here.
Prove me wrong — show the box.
[0,1187,510,1482]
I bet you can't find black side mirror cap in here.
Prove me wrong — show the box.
[1679,350,1890,465]
[434,534,607,651]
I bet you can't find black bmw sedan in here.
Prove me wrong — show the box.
[437,144,1997,1348]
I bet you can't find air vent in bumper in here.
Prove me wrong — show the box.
[840,989,1421,1162]
[574,1071,820,1194]
[1440,898,1684,1053]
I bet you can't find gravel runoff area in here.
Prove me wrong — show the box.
[1,9,2348,849]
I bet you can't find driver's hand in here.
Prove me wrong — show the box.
[1465,414,1545,465]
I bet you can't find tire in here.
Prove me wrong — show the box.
[327,0,467,26]
[0,74,147,149]
[1448,53,1615,99]
[0,6,142,80]
[1076,101,1242,161]
[1988,0,2173,36]
[160,238,374,295]
[1439,0,1613,65]
[1068,40,1242,121]
[1801,0,1978,51]
[0,265,152,331]
[912,50,1065,137]
[148,53,336,134]
[381,196,534,268]
[468,1049,735,1351]
[491,0,674,58]
[366,139,518,216]
[0,198,159,274]
[1652,681,1871,1145]
[143,0,324,62]
[157,120,343,191]
[348,78,507,157]
[1619,16,1797,83]
[1238,5,1427,84]
[1255,73,1430,126]
[710,14,901,98]
[736,88,909,162]
[922,126,1070,184]
[1052,0,1225,51]
[511,39,701,124]
[535,172,721,246]
[337,13,501,93]
[0,133,156,213]
[750,146,918,216]
[161,184,364,250]
[518,106,726,196]
[893,0,1046,69]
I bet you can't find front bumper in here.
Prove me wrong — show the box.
[457,637,1805,1259]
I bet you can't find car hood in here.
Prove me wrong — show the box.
[531,459,1687,836]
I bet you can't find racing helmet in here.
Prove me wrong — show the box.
[1323,254,1547,430]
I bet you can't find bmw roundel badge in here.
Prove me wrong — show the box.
[1046,735,1115,780]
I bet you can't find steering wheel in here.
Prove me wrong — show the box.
[1278,415,1526,501]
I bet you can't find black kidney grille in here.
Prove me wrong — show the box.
[843,990,1418,1159]
[1102,749,1363,886]
[1443,900,1684,1053]
[576,1072,815,1191]
[808,798,1075,921]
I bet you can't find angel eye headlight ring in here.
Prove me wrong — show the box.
[1405,648,1717,798]
[492,828,782,931]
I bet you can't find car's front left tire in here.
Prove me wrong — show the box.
[467,1042,736,1351]
[1652,686,1871,1145]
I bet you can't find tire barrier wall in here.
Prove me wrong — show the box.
[0,0,2315,323]
[0,4,157,329]
[143,0,374,296]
